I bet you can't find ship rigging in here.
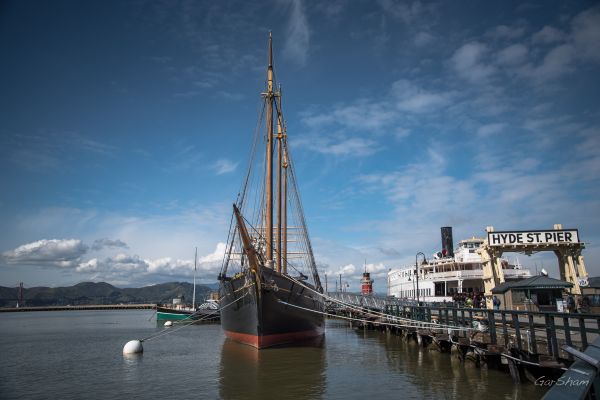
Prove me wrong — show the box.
[218,33,324,349]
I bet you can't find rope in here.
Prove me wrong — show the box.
[277,299,468,332]
[279,272,475,331]
[448,337,568,370]
[140,292,248,343]
[280,293,567,371]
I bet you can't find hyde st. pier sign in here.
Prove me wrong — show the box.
[488,229,580,246]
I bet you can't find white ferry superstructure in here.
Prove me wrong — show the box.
[387,237,532,302]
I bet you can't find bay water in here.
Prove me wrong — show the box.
[0,311,547,399]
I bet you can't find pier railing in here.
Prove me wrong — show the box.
[327,292,399,310]
[384,304,600,361]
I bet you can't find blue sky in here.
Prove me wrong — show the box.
[1,0,599,291]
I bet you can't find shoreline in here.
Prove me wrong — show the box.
[0,304,156,312]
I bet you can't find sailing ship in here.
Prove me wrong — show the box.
[218,34,325,349]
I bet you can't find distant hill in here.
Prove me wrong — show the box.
[0,282,216,307]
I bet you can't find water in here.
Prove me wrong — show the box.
[0,311,548,399]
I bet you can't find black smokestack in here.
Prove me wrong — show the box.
[441,227,454,257]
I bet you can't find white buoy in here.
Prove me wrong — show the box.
[164,321,173,327]
[123,340,143,355]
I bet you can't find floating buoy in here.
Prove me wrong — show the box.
[123,340,143,355]
[164,321,173,327]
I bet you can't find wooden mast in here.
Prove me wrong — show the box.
[264,32,274,267]
[282,124,288,275]
[276,99,283,273]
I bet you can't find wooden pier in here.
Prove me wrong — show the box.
[0,304,156,312]
[327,293,600,386]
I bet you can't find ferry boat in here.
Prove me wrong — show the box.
[387,228,532,303]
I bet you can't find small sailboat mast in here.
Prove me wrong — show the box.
[192,247,197,307]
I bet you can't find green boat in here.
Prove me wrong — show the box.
[155,249,219,323]
[156,305,199,321]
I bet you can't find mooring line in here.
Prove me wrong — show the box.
[140,292,248,343]
[277,299,468,332]
[279,273,474,331]
[448,336,568,370]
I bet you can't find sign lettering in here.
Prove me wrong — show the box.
[488,230,579,246]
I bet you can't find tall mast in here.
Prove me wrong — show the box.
[276,102,283,273]
[264,32,274,267]
[282,125,288,275]
[192,247,197,308]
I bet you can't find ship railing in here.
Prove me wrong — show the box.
[503,269,532,277]
[420,270,483,280]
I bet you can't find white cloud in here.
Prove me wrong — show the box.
[365,262,387,274]
[335,263,356,275]
[378,0,434,24]
[391,80,453,113]
[294,134,381,157]
[3,239,88,268]
[91,238,128,251]
[69,244,227,285]
[76,258,98,273]
[487,24,526,40]
[477,123,505,137]
[199,242,226,263]
[218,91,245,101]
[212,158,239,175]
[451,42,496,83]
[414,31,434,47]
[296,79,452,159]
[301,101,397,132]
[572,6,600,63]
[284,0,310,66]
[496,44,528,66]
[534,44,576,81]
[531,26,565,44]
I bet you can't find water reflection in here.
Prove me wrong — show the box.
[363,329,546,399]
[219,338,326,400]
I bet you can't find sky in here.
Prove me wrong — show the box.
[1,0,599,292]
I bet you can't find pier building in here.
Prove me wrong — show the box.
[480,224,588,307]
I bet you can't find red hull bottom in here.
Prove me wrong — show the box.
[224,328,324,349]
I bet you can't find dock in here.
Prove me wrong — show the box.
[327,292,600,388]
[0,304,157,312]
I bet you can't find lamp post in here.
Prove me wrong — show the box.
[416,252,427,305]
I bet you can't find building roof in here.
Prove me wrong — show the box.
[586,277,600,289]
[491,281,514,294]
[491,275,573,294]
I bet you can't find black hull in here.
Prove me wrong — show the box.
[219,268,325,348]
